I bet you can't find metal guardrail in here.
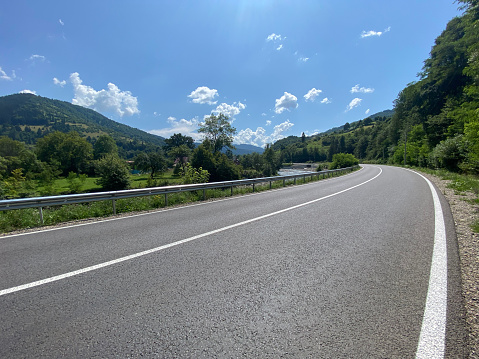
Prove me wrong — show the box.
[0,166,359,224]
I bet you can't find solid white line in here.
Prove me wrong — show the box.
[0,167,380,297]
[413,171,448,359]
[0,167,363,239]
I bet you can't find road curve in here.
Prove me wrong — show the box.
[0,165,467,358]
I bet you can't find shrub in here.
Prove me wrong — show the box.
[330,153,359,169]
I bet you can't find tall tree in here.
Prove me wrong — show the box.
[198,113,236,153]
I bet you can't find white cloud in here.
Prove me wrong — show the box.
[212,102,246,120]
[70,72,140,117]
[275,92,298,114]
[53,77,66,87]
[351,84,374,93]
[19,89,36,95]
[276,44,283,51]
[346,98,362,111]
[29,54,46,63]
[365,109,370,115]
[266,33,283,42]
[59,19,64,26]
[360,26,390,38]
[321,97,331,104]
[298,57,309,62]
[266,120,272,126]
[188,86,218,105]
[0,66,13,81]
[149,116,202,141]
[234,120,294,147]
[304,88,322,102]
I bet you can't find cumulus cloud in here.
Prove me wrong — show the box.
[53,77,66,87]
[59,19,64,26]
[360,26,390,38]
[28,54,46,63]
[351,84,374,93]
[275,92,298,114]
[19,89,37,95]
[276,44,283,51]
[266,33,283,42]
[266,120,272,126]
[70,72,140,117]
[0,66,13,81]
[321,97,331,104]
[298,57,309,62]
[234,120,294,147]
[304,88,322,102]
[188,86,218,105]
[365,109,370,115]
[149,116,202,141]
[212,102,246,120]
[346,98,362,111]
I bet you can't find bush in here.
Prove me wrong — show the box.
[330,153,359,169]
[95,154,131,190]
[428,135,466,172]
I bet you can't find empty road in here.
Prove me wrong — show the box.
[0,165,467,358]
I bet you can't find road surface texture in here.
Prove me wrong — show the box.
[0,165,467,358]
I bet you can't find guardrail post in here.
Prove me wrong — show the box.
[283,178,285,187]
[112,199,116,215]
[230,186,233,196]
[253,183,255,192]
[294,177,296,185]
[39,207,44,225]
[203,189,206,200]
[164,193,168,207]
[269,181,272,189]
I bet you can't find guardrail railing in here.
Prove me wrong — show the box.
[0,165,359,225]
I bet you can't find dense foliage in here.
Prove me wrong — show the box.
[269,1,479,174]
[0,93,165,158]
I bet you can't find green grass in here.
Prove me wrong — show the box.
[0,168,357,234]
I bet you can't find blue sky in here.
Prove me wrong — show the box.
[0,0,462,147]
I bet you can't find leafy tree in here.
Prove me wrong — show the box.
[168,144,191,172]
[95,154,131,190]
[134,151,167,178]
[164,133,195,151]
[93,135,118,160]
[36,131,93,175]
[198,113,236,153]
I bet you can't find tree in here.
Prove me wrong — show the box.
[164,133,195,151]
[93,135,118,160]
[168,145,191,172]
[198,113,236,153]
[36,131,93,175]
[95,154,131,190]
[134,151,167,178]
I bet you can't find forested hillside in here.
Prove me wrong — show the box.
[272,0,479,173]
[0,93,165,158]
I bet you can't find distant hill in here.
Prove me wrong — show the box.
[232,144,264,155]
[0,93,165,158]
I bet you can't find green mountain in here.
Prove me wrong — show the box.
[0,93,165,158]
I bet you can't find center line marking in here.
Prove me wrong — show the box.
[0,167,381,297]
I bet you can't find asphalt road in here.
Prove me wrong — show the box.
[0,165,467,358]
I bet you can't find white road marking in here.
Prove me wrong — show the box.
[0,167,362,239]
[413,171,448,359]
[0,167,380,297]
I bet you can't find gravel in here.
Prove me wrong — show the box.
[421,172,479,358]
